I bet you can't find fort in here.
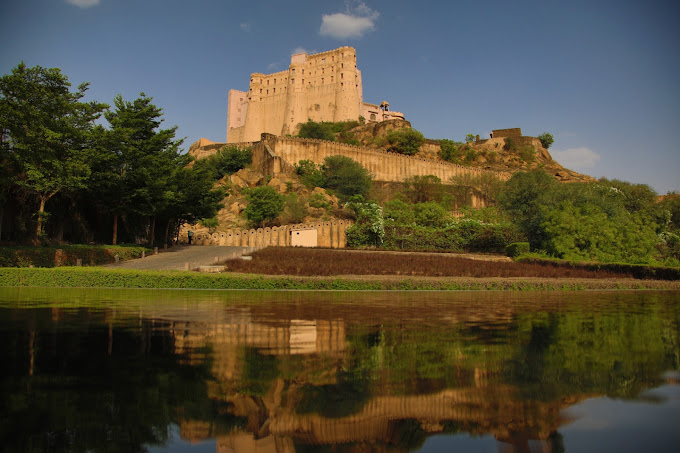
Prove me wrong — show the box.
[187,47,590,246]
[226,46,404,143]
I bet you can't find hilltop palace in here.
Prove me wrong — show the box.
[226,46,405,143]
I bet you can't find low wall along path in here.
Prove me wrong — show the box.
[182,221,352,248]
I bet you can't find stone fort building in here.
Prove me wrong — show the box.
[226,46,404,143]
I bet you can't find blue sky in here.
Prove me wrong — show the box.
[2,0,678,193]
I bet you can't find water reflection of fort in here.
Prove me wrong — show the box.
[169,311,572,453]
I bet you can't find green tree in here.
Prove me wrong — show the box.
[414,201,450,228]
[384,199,416,225]
[163,163,225,244]
[345,195,385,246]
[193,145,251,181]
[244,186,284,227]
[385,128,425,155]
[295,159,325,188]
[498,169,557,247]
[321,155,372,201]
[403,175,445,203]
[0,63,107,240]
[538,132,554,149]
[465,133,476,143]
[438,139,464,164]
[297,120,336,141]
[92,93,186,245]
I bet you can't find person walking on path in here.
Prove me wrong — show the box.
[187,230,194,244]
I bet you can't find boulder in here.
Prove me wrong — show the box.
[231,168,264,188]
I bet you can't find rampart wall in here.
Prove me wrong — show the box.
[182,220,352,248]
[258,135,507,183]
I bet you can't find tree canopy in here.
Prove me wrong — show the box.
[0,63,223,245]
[385,128,425,156]
[0,63,107,240]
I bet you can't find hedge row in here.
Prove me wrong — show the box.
[383,222,524,253]
[515,255,680,281]
[0,267,677,291]
[0,245,150,268]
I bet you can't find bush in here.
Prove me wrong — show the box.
[414,202,450,228]
[386,128,425,155]
[243,186,285,227]
[193,145,251,180]
[297,120,361,142]
[295,160,325,188]
[297,120,336,141]
[438,139,464,164]
[518,145,536,163]
[506,242,530,257]
[538,132,554,149]
[322,155,372,201]
[281,194,308,224]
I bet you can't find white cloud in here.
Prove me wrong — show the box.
[292,47,309,55]
[65,0,100,8]
[240,22,251,32]
[267,62,280,71]
[551,147,601,170]
[320,1,379,39]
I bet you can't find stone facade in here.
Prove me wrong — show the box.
[226,47,404,143]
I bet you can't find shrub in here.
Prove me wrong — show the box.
[506,242,530,257]
[345,197,385,247]
[295,159,325,188]
[538,132,554,149]
[404,175,445,203]
[385,128,425,155]
[384,199,415,225]
[518,145,536,163]
[322,155,372,201]
[297,120,336,141]
[503,138,518,152]
[193,145,251,180]
[281,194,308,224]
[414,202,450,228]
[438,139,464,164]
[243,186,285,227]
[308,193,331,209]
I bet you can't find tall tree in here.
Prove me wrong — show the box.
[92,94,185,245]
[0,63,107,240]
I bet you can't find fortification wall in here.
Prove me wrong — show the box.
[183,220,352,248]
[263,135,507,183]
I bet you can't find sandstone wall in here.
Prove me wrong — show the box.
[262,135,507,184]
[182,221,352,248]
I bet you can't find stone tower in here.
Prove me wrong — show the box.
[226,46,403,143]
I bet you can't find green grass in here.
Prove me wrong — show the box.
[1,267,678,291]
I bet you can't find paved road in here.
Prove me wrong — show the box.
[105,245,251,270]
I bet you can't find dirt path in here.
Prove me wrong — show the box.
[105,245,252,270]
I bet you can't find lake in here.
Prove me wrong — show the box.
[1,288,679,453]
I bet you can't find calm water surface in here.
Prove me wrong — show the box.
[0,288,679,453]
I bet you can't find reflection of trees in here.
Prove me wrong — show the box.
[0,308,244,453]
[1,290,678,452]
[213,294,679,451]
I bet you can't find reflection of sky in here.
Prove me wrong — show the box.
[417,433,497,452]
[560,384,680,453]
[147,424,216,453]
